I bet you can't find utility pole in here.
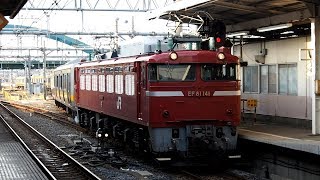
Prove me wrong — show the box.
[43,45,47,100]
[43,12,50,100]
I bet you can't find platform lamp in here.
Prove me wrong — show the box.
[257,23,292,32]
[226,31,249,37]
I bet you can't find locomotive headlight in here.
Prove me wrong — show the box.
[163,110,170,118]
[105,133,109,138]
[169,51,178,61]
[217,52,225,60]
[97,134,102,138]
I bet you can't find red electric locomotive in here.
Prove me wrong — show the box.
[67,47,241,161]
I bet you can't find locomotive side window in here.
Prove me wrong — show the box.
[80,75,85,90]
[125,75,135,96]
[92,75,98,91]
[201,64,237,81]
[115,75,124,94]
[106,67,114,73]
[86,74,91,90]
[106,75,114,93]
[148,64,196,81]
[115,66,123,73]
[98,75,105,92]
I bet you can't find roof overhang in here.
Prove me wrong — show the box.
[150,0,320,42]
[0,0,28,19]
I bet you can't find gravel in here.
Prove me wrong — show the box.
[6,103,176,180]
[6,100,260,180]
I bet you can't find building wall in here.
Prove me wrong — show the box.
[233,37,312,120]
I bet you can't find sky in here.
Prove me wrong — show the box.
[1,0,176,61]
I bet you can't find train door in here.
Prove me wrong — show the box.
[75,68,80,104]
[58,73,62,100]
[67,72,71,103]
[137,62,148,123]
[62,73,66,102]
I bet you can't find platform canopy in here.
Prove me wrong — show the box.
[148,0,320,41]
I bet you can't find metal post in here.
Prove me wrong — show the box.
[28,51,32,94]
[24,58,27,90]
[240,35,243,62]
[115,18,119,52]
[311,17,320,134]
[43,46,47,100]
[209,37,215,50]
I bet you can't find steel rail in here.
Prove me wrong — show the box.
[0,102,101,180]
[1,101,92,135]
[0,112,56,180]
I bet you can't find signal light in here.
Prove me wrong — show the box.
[216,37,221,43]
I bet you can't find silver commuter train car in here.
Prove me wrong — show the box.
[52,59,80,115]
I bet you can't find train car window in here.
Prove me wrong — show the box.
[67,73,70,91]
[125,75,135,95]
[115,75,124,94]
[92,75,98,91]
[55,76,58,87]
[86,69,91,74]
[106,67,114,73]
[100,68,105,73]
[129,65,135,72]
[99,75,105,92]
[80,75,85,90]
[60,75,62,89]
[106,75,114,93]
[114,66,123,73]
[201,64,237,81]
[91,69,97,74]
[148,64,196,82]
[86,75,91,90]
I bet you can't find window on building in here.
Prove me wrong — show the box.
[268,65,277,93]
[260,65,277,93]
[279,64,297,95]
[243,66,258,93]
[260,65,268,93]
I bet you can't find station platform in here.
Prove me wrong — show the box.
[238,121,320,155]
[0,122,48,179]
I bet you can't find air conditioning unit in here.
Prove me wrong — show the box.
[255,55,265,64]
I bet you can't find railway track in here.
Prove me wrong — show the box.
[0,102,101,180]
[1,100,92,134]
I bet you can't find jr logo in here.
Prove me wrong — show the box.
[117,96,122,110]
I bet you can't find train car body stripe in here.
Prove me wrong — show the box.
[213,90,241,96]
[146,90,241,97]
[146,91,184,97]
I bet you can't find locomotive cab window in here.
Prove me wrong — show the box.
[148,64,196,81]
[201,64,237,81]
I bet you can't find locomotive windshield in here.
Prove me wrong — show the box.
[148,64,196,81]
[201,64,237,81]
